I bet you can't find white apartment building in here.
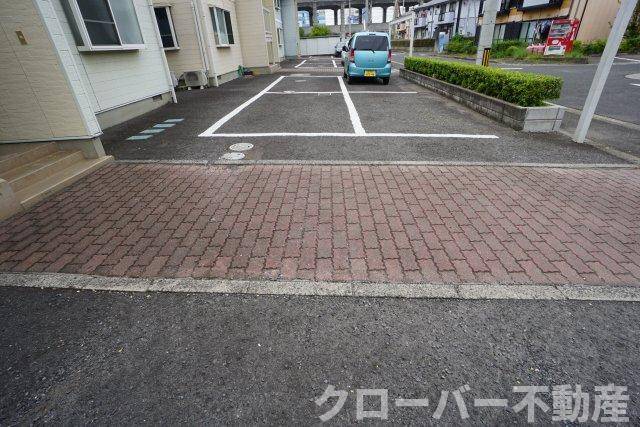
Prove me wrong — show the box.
[413,0,481,39]
[152,0,299,85]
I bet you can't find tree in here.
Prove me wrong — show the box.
[626,1,640,37]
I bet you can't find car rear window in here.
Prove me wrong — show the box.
[354,35,388,51]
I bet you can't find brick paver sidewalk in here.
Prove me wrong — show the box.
[1,163,639,285]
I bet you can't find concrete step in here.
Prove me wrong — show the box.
[1,150,85,192]
[16,156,114,210]
[0,143,58,174]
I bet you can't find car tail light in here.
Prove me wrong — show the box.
[388,49,392,63]
[349,48,355,62]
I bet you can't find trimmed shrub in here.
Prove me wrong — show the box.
[504,45,528,59]
[391,39,435,48]
[620,36,640,54]
[306,25,332,38]
[404,57,563,107]
[445,35,476,55]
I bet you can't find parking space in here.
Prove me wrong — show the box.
[287,55,342,70]
[103,70,628,165]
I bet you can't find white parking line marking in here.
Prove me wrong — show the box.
[199,76,285,137]
[294,59,307,68]
[632,83,640,87]
[332,59,337,68]
[391,60,403,66]
[206,133,499,139]
[501,67,523,70]
[266,91,418,94]
[616,56,640,63]
[337,76,366,135]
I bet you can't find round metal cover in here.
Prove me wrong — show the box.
[220,152,245,160]
[229,143,254,151]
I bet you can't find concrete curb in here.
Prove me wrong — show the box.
[114,159,638,169]
[2,272,640,302]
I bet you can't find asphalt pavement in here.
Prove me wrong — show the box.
[391,52,640,125]
[1,286,639,424]
[102,72,626,165]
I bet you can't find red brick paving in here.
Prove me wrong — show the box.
[1,163,639,286]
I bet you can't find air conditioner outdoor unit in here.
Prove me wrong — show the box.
[183,70,207,89]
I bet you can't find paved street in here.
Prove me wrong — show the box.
[101,68,625,164]
[2,54,640,424]
[1,286,639,424]
[391,52,640,159]
[391,52,640,125]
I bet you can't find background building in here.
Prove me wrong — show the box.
[485,0,622,42]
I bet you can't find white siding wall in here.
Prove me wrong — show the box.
[0,0,89,142]
[157,0,208,77]
[204,0,244,76]
[236,0,268,68]
[52,0,172,114]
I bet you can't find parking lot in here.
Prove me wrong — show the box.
[101,56,630,165]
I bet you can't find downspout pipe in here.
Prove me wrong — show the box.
[191,0,210,78]
[146,0,177,103]
[194,0,220,86]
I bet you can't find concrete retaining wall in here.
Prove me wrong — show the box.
[400,69,565,132]
[300,36,343,56]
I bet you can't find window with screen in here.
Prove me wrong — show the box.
[154,6,178,49]
[62,0,144,50]
[210,7,235,46]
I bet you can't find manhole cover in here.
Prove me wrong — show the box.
[220,152,245,160]
[229,143,253,151]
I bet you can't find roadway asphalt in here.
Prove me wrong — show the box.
[1,286,639,424]
[102,72,626,165]
[391,52,640,125]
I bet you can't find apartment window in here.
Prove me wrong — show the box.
[154,6,178,49]
[277,28,284,47]
[210,7,234,46]
[448,2,456,12]
[63,0,144,51]
[274,0,281,9]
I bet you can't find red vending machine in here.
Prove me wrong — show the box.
[544,19,580,56]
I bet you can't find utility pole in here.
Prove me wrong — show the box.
[340,2,345,40]
[475,0,499,66]
[348,0,352,36]
[364,0,369,30]
[574,0,638,143]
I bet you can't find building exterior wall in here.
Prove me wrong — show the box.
[0,0,89,143]
[413,0,481,39]
[156,0,208,78]
[202,0,244,77]
[572,0,620,42]
[52,0,173,119]
[489,0,620,43]
[236,0,270,68]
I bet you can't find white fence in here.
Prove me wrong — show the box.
[299,36,342,56]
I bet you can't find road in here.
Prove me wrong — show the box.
[1,286,639,424]
[391,52,640,158]
[391,52,640,125]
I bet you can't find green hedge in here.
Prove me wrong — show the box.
[404,57,562,107]
[391,39,435,48]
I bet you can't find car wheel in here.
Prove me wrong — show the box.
[382,77,390,85]
[347,74,354,85]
